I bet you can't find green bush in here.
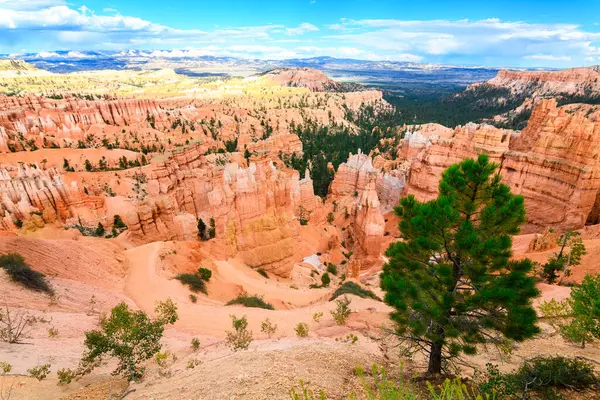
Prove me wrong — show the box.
[113,214,127,229]
[330,296,352,325]
[295,322,309,338]
[257,268,269,279]
[0,253,53,294]
[57,368,76,385]
[79,300,178,380]
[321,272,331,287]
[226,315,253,351]
[197,267,212,281]
[226,294,274,310]
[330,282,380,301]
[175,273,207,294]
[28,364,51,381]
[326,263,338,276]
[478,356,598,398]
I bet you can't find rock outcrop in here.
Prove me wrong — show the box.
[485,66,600,97]
[0,95,165,149]
[124,144,321,277]
[0,164,102,229]
[404,99,600,232]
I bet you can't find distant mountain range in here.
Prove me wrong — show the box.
[0,50,552,94]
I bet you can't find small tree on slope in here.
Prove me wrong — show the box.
[560,273,600,348]
[381,154,540,374]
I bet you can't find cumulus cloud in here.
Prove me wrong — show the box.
[327,18,600,65]
[0,1,597,67]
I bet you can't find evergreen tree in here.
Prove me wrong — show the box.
[560,274,600,348]
[95,222,105,237]
[381,155,539,374]
[197,218,207,240]
[541,231,587,285]
[209,218,216,239]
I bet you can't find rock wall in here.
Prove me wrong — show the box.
[0,164,102,229]
[404,99,600,232]
[0,94,165,149]
[125,144,320,277]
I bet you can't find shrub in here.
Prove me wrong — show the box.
[260,318,277,338]
[14,219,23,228]
[326,263,338,276]
[95,222,105,237]
[0,361,12,374]
[154,298,178,325]
[113,214,127,230]
[175,273,207,294]
[226,294,274,310]
[189,294,197,303]
[295,322,309,338]
[321,273,331,287]
[28,364,51,381]
[79,300,178,380]
[197,267,212,281]
[327,212,334,224]
[478,356,598,398]
[226,315,253,351]
[0,304,36,343]
[209,218,216,238]
[191,337,200,351]
[257,268,269,279]
[155,351,170,368]
[330,282,380,301]
[48,327,58,338]
[0,253,53,294]
[187,358,201,369]
[331,296,352,325]
[312,312,323,323]
[57,368,76,385]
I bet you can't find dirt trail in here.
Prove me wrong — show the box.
[123,241,388,337]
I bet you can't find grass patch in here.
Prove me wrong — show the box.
[330,282,380,301]
[0,253,53,294]
[226,294,274,310]
[175,273,207,294]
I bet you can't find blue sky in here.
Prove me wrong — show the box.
[1,0,600,67]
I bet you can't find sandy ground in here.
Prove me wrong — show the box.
[1,230,599,399]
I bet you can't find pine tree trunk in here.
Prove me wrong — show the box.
[428,342,443,374]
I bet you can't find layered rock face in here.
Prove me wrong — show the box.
[407,123,512,202]
[404,99,600,232]
[0,164,101,229]
[260,67,343,92]
[331,151,405,214]
[125,144,320,277]
[0,95,164,150]
[485,67,600,97]
[330,152,392,260]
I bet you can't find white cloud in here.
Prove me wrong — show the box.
[525,54,572,61]
[285,23,319,36]
[0,1,597,67]
[327,18,600,65]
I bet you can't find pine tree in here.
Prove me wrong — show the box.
[197,218,207,240]
[381,154,539,374]
[560,273,600,348]
[541,231,587,284]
